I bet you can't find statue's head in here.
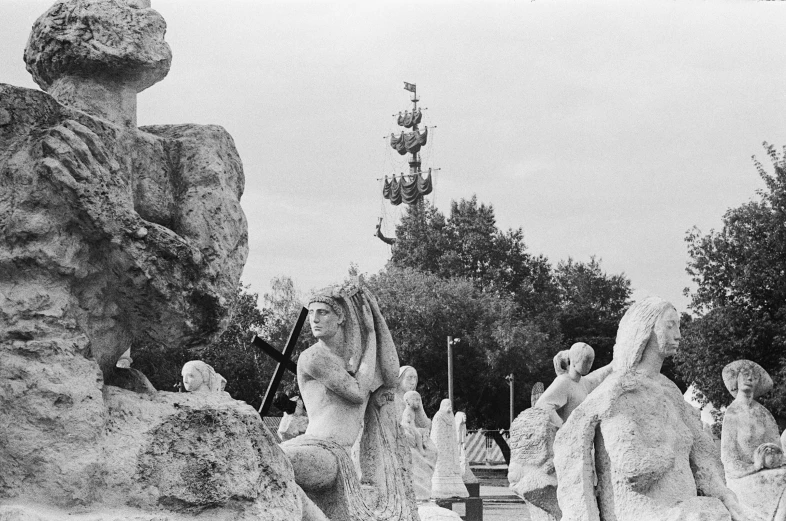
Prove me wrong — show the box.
[722,359,773,399]
[308,286,346,340]
[403,390,422,409]
[439,398,453,415]
[568,342,595,376]
[24,0,172,93]
[455,411,467,425]
[613,297,679,371]
[181,360,226,393]
[398,365,418,393]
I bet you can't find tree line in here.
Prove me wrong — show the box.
[134,143,786,428]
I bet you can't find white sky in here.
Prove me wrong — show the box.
[2,0,785,312]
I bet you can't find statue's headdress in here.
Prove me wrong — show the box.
[722,359,773,399]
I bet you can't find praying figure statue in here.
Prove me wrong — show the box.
[401,390,439,501]
[181,361,227,394]
[721,360,786,521]
[554,297,759,521]
[279,281,418,521]
[454,412,478,484]
[430,399,469,499]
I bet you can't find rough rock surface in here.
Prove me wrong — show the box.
[507,407,559,520]
[0,390,301,521]
[1,0,261,517]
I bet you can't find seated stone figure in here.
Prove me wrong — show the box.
[181,360,227,394]
[721,360,786,521]
[554,297,759,521]
[280,281,418,521]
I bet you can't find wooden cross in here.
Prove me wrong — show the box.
[251,307,309,417]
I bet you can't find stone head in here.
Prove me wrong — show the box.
[568,342,595,376]
[613,297,679,371]
[403,390,422,410]
[398,366,418,394]
[722,359,773,399]
[439,399,453,415]
[24,0,172,93]
[455,411,467,426]
[181,360,226,394]
[307,284,350,341]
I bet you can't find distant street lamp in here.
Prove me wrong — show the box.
[447,336,461,410]
[505,373,514,428]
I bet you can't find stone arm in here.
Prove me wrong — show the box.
[554,402,602,521]
[690,403,761,521]
[720,413,760,479]
[365,292,401,387]
[299,346,368,405]
[581,363,614,392]
[535,378,569,428]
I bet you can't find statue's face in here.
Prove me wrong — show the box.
[737,367,758,395]
[440,399,452,414]
[309,302,342,339]
[570,346,594,376]
[406,393,422,409]
[654,307,681,357]
[182,366,204,392]
[400,369,418,393]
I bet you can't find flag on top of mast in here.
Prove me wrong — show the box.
[403,82,416,93]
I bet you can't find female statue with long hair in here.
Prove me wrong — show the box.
[554,297,760,521]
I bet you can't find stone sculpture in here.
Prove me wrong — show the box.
[430,399,469,499]
[507,343,611,520]
[721,360,786,520]
[181,360,227,394]
[0,2,303,519]
[397,365,419,418]
[280,281,419,521]
[454,411,479,484]
[536,343,613,427]
[554,297,757,521]
[279,394,310,442]
[402,390,439,500]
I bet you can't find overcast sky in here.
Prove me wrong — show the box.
[3,0,785,313]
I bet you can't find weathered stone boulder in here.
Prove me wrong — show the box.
[507,407,560,520]
[0,390,302,521]
[0,1,273,518]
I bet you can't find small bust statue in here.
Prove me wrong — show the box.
[720,359,786,519]
[181,361,226,394]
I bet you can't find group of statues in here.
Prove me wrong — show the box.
[509,296,786,521]
[179,284,478,521]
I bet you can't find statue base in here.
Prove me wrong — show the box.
[434,497,483,521]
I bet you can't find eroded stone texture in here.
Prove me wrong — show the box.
[0,390,302,521]
[507,407,559,520]
[1,0,252,516]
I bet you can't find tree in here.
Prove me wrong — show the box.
[553,257,632,367]
[676,143,786,417]
[257,275,313,397]
[367,266,560,429]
